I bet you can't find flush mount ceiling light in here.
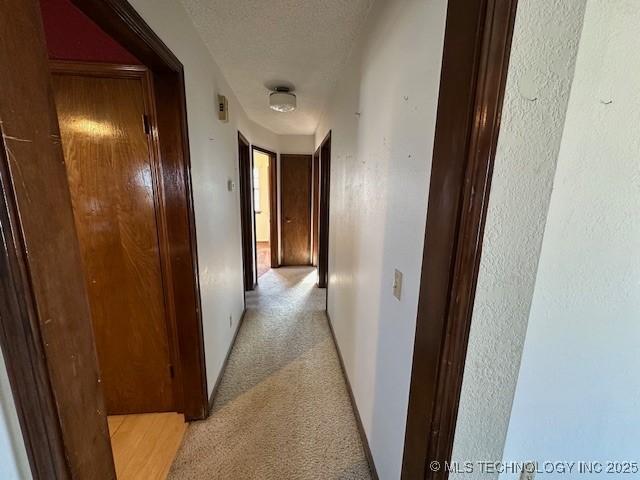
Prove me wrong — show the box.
[269,87,297,113]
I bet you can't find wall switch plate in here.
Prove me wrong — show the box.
[227,179,236,192]
[393,269,403,300]
[520,462,536,480]
[218,94,229,122]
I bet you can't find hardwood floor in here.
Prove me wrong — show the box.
[257,241,271,278]
[108,413,187,479]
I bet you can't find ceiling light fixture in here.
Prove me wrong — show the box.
[269,87,297,113]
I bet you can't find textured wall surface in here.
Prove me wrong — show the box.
[278,135,314,154]
[450,1,587,477]
[129,0,281,397]
[314,0,447,477]
[0,354,31,479]
[501,1,640,475]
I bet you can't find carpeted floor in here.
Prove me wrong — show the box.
[168,267,372,480]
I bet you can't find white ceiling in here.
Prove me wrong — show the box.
[179,0,373,135]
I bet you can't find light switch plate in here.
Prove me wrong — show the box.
[393,269,403,300]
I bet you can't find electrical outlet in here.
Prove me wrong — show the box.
[520,462,536,480]
[393,269,403,300]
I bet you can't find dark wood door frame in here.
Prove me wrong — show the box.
[401,0,518,478]
[0,0,208,478]
[67,0,208,420]
[238,132,255,291]
[252,145,279,269]
[1,1,115,478]
[317,131,331,289]
[311,147,320,267]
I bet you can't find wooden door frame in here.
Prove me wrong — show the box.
[238,132,255,291]
[317,131,331,289]
[252,145,279,269]
[311,147,321,267]
[68,0,208,421]
[0,0,208,478]
[401,0,518,478]
[279,154,313,266]
[50,60,185,413]
[1,1,115,477]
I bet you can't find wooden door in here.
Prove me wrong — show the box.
[52,66,175,414]
[281,154,312,265]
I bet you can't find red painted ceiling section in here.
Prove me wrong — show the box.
[40,0,142,64]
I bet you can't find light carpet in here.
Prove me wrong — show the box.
[168,267,372,480]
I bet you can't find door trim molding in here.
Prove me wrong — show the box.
[252,145,279,269]
[50,59,186,414]
[1,1,116,477]
[238,132,255,291]
[48,60,147,77]
[0,136,71,479]
[402,0,518,478]
[311,147,320,267]
[0,0,208,477]
[65,0,208,422]
[317,131,331,289]
[279,154,313,266]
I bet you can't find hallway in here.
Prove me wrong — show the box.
[168,268,371,479]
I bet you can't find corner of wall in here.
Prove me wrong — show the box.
[449,1,588,475]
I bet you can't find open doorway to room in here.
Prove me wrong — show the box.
[252,147,278,279]
[7,0,208,477]
[48,58,188,478]
[238,138,279,291]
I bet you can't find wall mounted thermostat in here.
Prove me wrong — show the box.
[218,94,229,122]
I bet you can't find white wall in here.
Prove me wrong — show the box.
[278,134,314,154]
[501,1,640,475]
[129,0,281,396]
[450,1,587,476]
[314,0,447,477]
[0,354,31,480]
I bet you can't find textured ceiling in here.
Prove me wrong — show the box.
[180,0,373,135]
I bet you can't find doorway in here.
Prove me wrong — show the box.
[239,139,278,291]
[0,0,208,477]
[252,147,278,279]
[280,154,312,266]
[50,61,179,415]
